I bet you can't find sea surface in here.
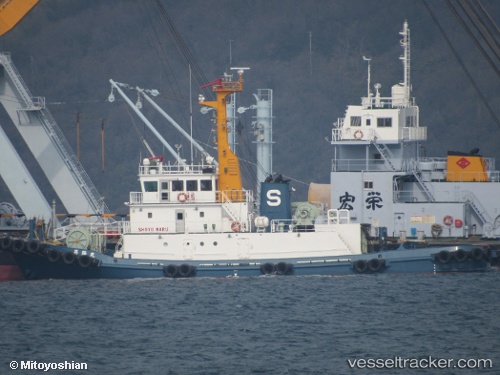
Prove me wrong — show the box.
[1,272,499,375]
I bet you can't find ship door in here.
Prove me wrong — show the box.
[175,210,185,233]
[394,212,405,236]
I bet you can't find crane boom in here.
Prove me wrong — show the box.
[0,0,39,36]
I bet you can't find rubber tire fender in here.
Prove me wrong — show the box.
[260,263,275,275]
[368,258,385,272]
[436,250,451,264]
[178,264,195,277]
[27,240,41,255]
[163,264,179,278]
[78,254,92,268]
[275,262,292,275]
[0,236,12,251]
[353,259,368,273]
[453,249,468,263]
[62,251,77,265]
[11,238,26,253]
[47,249,61,263]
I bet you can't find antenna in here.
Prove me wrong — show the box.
[362,56,372,99]
[399,21,410,102]
[230,67,250,75]
[189,64,193,164]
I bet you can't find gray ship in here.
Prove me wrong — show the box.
[325,21,500,241]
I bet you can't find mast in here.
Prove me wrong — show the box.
[399,20,411,104]
[199,68,248,200]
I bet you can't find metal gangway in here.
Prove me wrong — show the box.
[0,52,109,217]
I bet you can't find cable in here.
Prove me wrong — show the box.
[422,0,500,129]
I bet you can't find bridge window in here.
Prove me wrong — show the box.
[172,181,184,191]
[364,180,373,190]
[144,181,158,192]
[350,116,361,127]
[377,118,392,127]
[200,180,213,191]
[186,180,198,191]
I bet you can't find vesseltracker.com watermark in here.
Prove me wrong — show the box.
[9,360,88,371]
[347,356,493,370]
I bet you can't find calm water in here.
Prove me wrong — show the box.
[1,272,499,375]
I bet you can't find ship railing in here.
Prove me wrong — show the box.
[129,189,253,205]
[332,158,405,172]
[269,219,314,233]
[361,96,416,109]
[139,163,216,176]
[399,126,427,141]
[394,188,493,203]
[332,126,425,142]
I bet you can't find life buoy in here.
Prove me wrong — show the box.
[353,130,364,140]
[177,193,188,203]
[443,215,453,226]
[231,221,242,233]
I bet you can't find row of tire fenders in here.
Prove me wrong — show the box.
[162,261,294,278]
[434,247,491,264]
[0,236,99,268]
[352,247,492,274]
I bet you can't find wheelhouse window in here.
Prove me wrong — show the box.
[186,180,198,191]
[172,181,184,191]
[364,180,374,190]
[143,181,158,192]
[377,118,392,127]
[350,116,361,127]
[200,180,213,191]
[160,181,169,200]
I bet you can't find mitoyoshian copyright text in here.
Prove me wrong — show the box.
[347,356,493,370]
[9,360,88,371]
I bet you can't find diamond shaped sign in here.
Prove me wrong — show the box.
[456,157,470,169]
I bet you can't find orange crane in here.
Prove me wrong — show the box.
[0,0,39,36]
